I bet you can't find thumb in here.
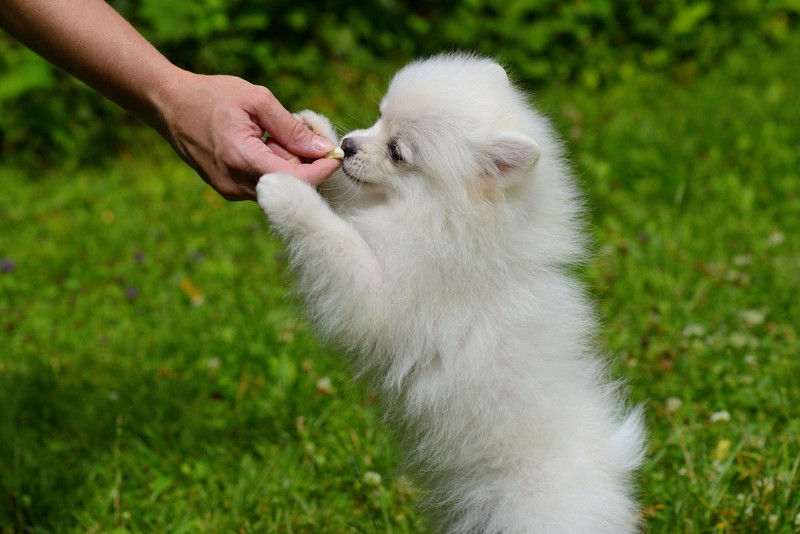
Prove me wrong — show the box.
[252,90,335,158]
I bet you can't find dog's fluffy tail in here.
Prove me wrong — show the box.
[613,405,647,474]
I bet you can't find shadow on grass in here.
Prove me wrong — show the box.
[0,359,118,528]
[0,351,296,531]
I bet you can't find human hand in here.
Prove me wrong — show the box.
[158,72,341,201]
[2,0,341,201]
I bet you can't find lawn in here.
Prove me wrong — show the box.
[1,36,798,533]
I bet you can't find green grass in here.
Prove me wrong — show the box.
[1,36,799,533]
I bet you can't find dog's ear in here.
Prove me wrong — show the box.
[487,62,509,81]
[476,133,541,187]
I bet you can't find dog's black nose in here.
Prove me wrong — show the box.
[341,137,358,158]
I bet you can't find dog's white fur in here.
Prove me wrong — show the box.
[257,54,645,533]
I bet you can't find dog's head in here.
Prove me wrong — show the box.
[340,54,542,203]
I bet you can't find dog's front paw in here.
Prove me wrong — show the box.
[295,110,339,146]
[257,172,323,228]
[257,172,307,215]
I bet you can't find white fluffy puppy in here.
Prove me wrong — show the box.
[257,53,645,533]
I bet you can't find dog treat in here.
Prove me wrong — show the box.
[327,147,345,160]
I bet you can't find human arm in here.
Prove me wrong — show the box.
[0,0,340,200]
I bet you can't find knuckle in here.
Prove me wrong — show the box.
[215,183,241,200]
[288,119,312,144]
[258,85,274,99]
[256,86,276,107]
[219,186,251,202]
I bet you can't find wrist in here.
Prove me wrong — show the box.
[141,66,196,136]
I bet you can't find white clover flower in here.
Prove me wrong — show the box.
[767,231,785,246]
[665,396,683,414]
[710,410,731,424]
[759,477,775,494]
[728,332,750,349]
[740,309,766,327]
[316,376,334,395]
[363,471,382,486]
[682,324,706,338]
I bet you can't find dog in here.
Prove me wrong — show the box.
[256,53,645,533]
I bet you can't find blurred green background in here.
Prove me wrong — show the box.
[1,0,797,166]
[2,1,799,532]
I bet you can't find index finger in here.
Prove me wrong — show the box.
[249,89,334,159]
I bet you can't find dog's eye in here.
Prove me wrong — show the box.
[388,140,404,163]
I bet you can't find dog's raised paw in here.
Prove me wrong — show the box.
[257,173,292,213]
[257,172,295,203]
[294,110,339,147]
[257,172,320,223]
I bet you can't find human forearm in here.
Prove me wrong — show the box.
[0,0,182,132]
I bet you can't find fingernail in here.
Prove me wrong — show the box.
[312,136,335,153]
